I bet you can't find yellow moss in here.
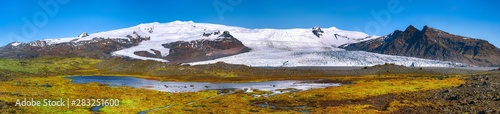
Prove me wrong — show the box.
[314,105,381,114]
[288,76,465,101]
[0,76,221,113]
[263,75,465,113]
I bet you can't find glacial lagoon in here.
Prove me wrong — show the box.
[67,76,341,94]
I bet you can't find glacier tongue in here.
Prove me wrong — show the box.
[188,49,466,67]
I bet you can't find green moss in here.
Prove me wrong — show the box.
[0,57,101,74]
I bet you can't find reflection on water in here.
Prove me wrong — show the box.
[67,76,341,94]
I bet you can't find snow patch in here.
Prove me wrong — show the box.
[43,37,79,45]
[11,42,21,46]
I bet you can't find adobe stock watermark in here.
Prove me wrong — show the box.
[354,0,409,35]
[213,0,243,21]
[7,0,70,43]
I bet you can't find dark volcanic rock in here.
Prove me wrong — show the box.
[312,26,324,38]
[162,31,251,63]
[134,49,162,58]
[134,51,155,58]
[344,25,500,67]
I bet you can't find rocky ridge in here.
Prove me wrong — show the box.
[344,25,500,66]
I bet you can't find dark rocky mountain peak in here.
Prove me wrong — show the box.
[219,31,234,38]
[422,25,430,31]
[405,25,419,32]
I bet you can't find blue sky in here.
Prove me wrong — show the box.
[1,0,499,47]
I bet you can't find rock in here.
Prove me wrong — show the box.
[202,32,212,37]
[134,51,158,58]
[482,82,489,86]
[43,83,52,87]
[478,110,491,114]
[134,49,162,58]
[78,32,89,38]
[220,31,233,38]
[468,100,475,104]
[312,26,324,38]
[446,95,459,100]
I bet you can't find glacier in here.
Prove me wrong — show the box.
[32,20,466,67]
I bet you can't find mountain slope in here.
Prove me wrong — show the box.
[0,36,149,59]
[2,21,376,60]
[0,21,468,67]
[343,25,500,67]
